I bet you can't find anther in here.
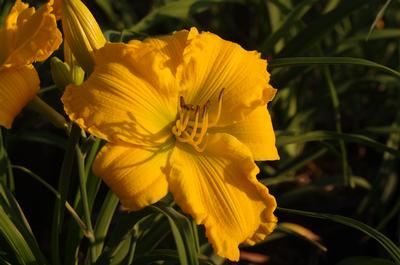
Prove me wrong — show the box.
[172,90,224,153]
[202,100,210,117]
[218,88,225,101]
[195,112,208,145]
[179,96,185,109]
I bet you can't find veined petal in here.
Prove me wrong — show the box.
[0,65,39,128]
[139,28,198,74]
[211,106,279,161]
[0,0,62,67]
[168,133,277,261]
[178,29,276,126]
[0,0,29,64]
[93,143,172,211]
[62,42,178,146]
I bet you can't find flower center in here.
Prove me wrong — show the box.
[171,90,224,152]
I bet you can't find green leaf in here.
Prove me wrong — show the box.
[262,147,328,186]
[276,130,400,157]
[262,0,318,53]
[277,208,400,264]
[130,0,242,32]
[134,213,171,254]
[346,29,400,42]
[269,57,400,79]
[51,124,81,265]
[275,0,372,57]
[94,210,153,265]
[150,203,199,265]
[94,0,119,24]
[276,224,327,252]
[336,256,395,265]
[0,131,13,190]
[92,190,119,260]
[0,204,37,265]
[0,184,48,265]
[367,0,393,40]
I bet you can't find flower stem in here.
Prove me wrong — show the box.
[27,96,68,131]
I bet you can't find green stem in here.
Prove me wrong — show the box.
[27,96,68,131]
[75,144,96,262]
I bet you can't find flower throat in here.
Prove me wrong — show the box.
[171,89,224,152]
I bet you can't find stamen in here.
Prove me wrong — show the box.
[190,106,201,138]
[193,136,208,152]
[203,100,210,117]
[180,111,190,132]
[179,131,208,152]
[172,90,224,153]
[195,110,208,145]
[171,125,180,136]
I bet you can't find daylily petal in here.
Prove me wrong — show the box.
[178,29,276,126]
[0,0,62,67]
[168,133,277,261]
[0,0,29,64]
[52,0,62,20]
[139,28,198,74]
[0,65,39,128]
[62,42,179,146]
[93,143,171,211]
[211,106,279,161]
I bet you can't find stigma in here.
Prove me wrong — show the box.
[171,89,224,152]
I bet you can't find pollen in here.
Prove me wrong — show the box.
[172,89,224,152]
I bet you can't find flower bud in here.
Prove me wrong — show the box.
[59,0,106,73]
[64,42,85,85]
[51,57,72,88]
[50,56,85,89]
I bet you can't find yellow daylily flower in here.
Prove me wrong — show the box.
[0,0,62,128]
[62,28,279,261]
[55,0,106,73]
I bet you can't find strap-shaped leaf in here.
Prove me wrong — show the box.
[269,57,400,79]
[276,130,400,157]
[278,208,400,264]
[150,203,200,265]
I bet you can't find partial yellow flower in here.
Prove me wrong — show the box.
[55,0,106,73]
[62,28,279,261]
[0,0,62,128]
